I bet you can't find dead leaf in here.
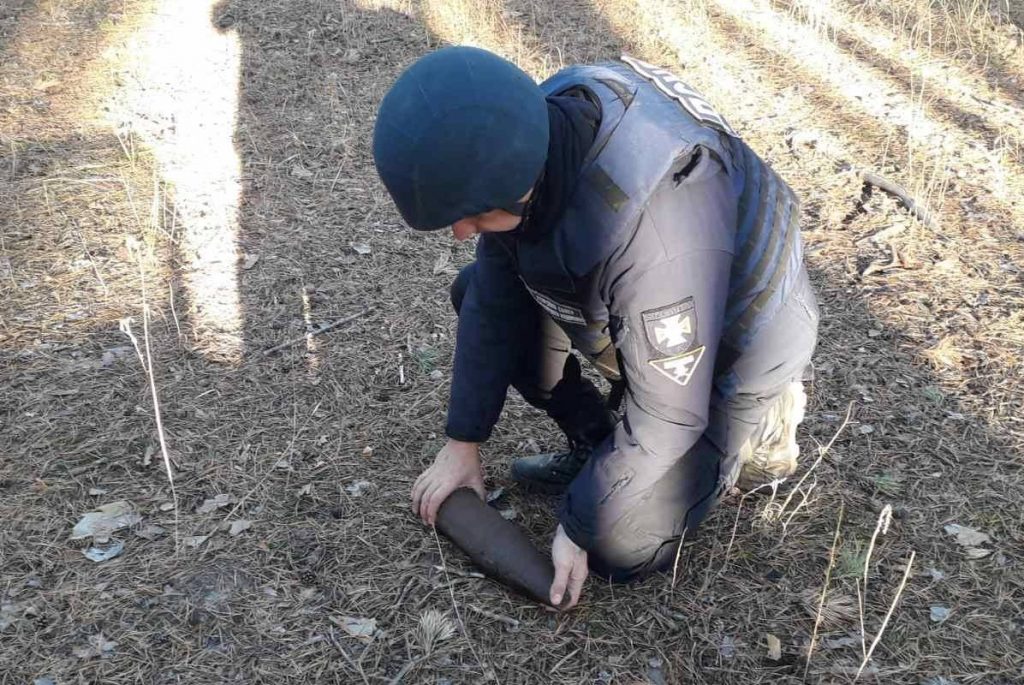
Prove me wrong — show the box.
[228,520,252,536]
[345,481,373,497]
[332,615,378,641]
[298,483,314,497]
[719,635,737,659]
[820,634,859,650]
[196,494,233,514]
[350,242,371,255]
[70,501,141,542]
[361,446,373,458]
[100,346,134,368]
[964,547,992,559]
[241,253,260,270]
[930,606,950,623]
[158,501,174,512]
[134,524,166,541]
[73,633,117,659]
[88,487,108,496]
[83,540,125,562]
[432,251,451,274]
[766,633,782,661]
[291,164,312,179]
[183,535,209,548]
[943,523,990,547]
[925,337,964,369]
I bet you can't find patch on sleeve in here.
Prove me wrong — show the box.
[648,346,705,387]
[524,284,587,325]
[641,298,698,356]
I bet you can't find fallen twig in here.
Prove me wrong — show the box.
[805,503,845,679]
[431,564,485,579]
[328,629,371,685]
[387,656,425,685]
[858,169,934,228]
[261,307,373,356]
[467,604,520,629]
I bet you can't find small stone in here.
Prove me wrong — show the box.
[930,606,950,623]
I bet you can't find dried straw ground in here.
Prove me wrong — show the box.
[1,0,1023,683]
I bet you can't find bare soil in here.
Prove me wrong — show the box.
[1,0,1022,683]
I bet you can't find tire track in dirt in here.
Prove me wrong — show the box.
[707,0,1024,243]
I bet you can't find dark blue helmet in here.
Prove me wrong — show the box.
[372,46,549,231]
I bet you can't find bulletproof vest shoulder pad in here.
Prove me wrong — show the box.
[539,57,737,277]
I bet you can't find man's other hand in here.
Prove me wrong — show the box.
[550,524,588,609]
[411,439,485,526]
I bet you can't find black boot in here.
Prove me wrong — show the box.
[511,357,616,494]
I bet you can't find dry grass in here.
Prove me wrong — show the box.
[1,0,1023,683]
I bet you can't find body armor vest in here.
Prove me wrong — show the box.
[517,56,802,378]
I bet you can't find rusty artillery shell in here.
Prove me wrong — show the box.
[435,488,567,609]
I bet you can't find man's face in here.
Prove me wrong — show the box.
[449,188,533,241]
[450,209,522,241]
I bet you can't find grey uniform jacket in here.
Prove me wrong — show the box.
[446,58,805,576]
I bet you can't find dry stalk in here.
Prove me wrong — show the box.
[856,577,867,658]
[781,480,817,538]
[670,526,688,589]
[260,307,374,356]
[466,604,519,629]
[431,526,490,682]
[776,402,854,521]
[862,505,894,599]
[121,243,179,549]
[856,551,916,680]
[805,502,844,679]
[70,216,109,296]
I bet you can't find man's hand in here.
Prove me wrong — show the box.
[550,524,588,609]
[411,439,485,526]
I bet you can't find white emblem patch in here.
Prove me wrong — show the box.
[642,299,698,357]
[649,346,705,387]
[654,313,693,349]
[621,54,738,138]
